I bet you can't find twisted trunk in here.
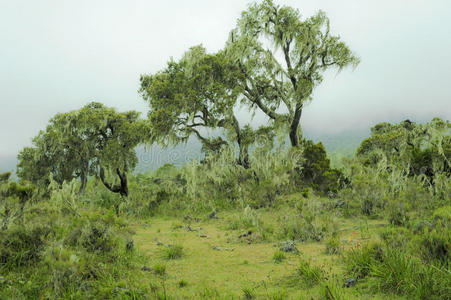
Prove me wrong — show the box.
[232,115,250,169]
[99,166,129,197]
[289,105,303,147]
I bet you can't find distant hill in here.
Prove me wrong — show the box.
[134,128,370,173]
[0,129,370,176]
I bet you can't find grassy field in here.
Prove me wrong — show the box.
[132,207,396,299]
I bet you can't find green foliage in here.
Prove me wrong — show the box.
[162,244,183,260]
[272,250,286,263]
[0,185,147,299]
[17,102,146,196]
[321,277,347,300]
[0,173,36,230]
[298,139,343,193]
[242,286,255,299]
[178,279,188,288]
[325,233,341,255]
[343,243,383,280]
[226,0,359,147]
[277,200,332,242]
[153,263,166,276]
[387,200,409,226]
[0,224,52,270]
[297,258,323,287]
[380,226,411,249]
[357,118,451,179]
[368,249,451,299]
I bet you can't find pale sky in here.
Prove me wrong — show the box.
[1,0,450,158]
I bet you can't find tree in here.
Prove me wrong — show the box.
[357,118,451,179]
[0,172,35,229]
[140,45,271,168]
[225,0,359,147]
[17,102,146,196]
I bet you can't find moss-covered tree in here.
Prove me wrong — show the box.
[225,0,359,147]
[17,102,146,196]
[140,45,272,169]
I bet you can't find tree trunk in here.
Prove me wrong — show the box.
[99,166,129,197]
[232,115,250,169]
[79,169,87,194]
[289,106,303,147]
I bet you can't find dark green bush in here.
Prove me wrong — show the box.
[0,225,53,270]
[380,226,411,249]
[344,243,383,280]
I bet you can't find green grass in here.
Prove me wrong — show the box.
[132,209,393,299]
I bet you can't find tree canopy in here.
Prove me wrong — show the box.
[140,45,272,168]
[17,102,146,196]
[357,118,451,180]
[225,0,359,147]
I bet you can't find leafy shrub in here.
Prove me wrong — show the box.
[278,210,330,242]
[162,244,183,260]
[0,186,147,299]
[325,234,341,255]
[387,201,409,226]
[297,140,343,194]
[225,207,273,241]
[0,224,52,270]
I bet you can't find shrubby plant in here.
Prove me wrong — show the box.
[0,179,148,299]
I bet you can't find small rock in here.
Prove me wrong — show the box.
[212,246,222,251]
[344,278,356,287]
[154,238,164,246]
[141,266,152,272]
[238,230,252,239]
[279,240,299,253]
[208,210,218,219]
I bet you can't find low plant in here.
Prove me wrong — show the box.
[272,250,286,263]
[297,259,323,287]
[343,243,383,280]
[162,244,183,260]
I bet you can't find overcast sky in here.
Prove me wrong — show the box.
[0,0,450,157]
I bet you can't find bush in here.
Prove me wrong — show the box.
[0,224,52,270]
[162,244,183,260]
[297,259,323,287]
[278,210,330,242]
[272,250,286,263]
[343,243,383,280]
[369,248,451,299]
[416,228,450,263]
[325,234,341,255]
[387,201,409,226]
[379,226,411,249]
[0,188,148,299]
